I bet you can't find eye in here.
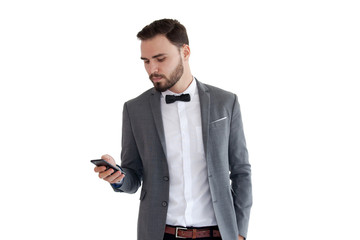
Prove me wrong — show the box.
[144,60,150,64]
[157,57,166,62]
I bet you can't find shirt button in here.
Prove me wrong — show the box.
[162,201,168,207]
[163,176,169,181]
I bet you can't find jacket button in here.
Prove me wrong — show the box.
[162,201,168,207]
[163,176,169,181]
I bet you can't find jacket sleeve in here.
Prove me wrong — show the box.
[111,102,143,193]
[229,94,252,238]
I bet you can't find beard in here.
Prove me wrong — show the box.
[149,58,184,92]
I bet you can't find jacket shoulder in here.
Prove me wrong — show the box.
[125,88,154,107]
[199,81,237,103]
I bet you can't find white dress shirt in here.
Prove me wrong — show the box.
[161,78,217,227]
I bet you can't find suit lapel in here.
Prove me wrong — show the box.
[196,80,210,159]
[149,89,167,156]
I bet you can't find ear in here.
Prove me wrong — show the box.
[182,44,191,61]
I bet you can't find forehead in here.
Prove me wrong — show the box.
[140,35,179,58]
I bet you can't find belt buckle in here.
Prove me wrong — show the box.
[175,227,188,239]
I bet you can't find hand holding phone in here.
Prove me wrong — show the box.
[91,159,125,175]
[92,155,125,184]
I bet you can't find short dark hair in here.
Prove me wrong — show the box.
[137,19,189,48]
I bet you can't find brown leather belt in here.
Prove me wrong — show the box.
[165,225,221,239]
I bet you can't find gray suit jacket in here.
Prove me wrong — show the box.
[112,80,252,240]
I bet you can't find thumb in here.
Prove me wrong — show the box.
[101,154,112,162]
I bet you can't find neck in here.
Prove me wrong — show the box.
[170,69,193,94]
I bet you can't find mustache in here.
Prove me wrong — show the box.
[149,73,166,80]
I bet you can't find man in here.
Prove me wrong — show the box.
[94,19,252,240]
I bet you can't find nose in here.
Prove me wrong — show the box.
[148,61,159,75]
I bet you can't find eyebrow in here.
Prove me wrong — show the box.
[140,53,167,61]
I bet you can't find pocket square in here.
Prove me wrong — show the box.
[210,117,227,124]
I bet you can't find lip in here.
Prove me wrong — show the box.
[151,77,163,82]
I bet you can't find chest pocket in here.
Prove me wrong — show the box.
[210,116,227,128]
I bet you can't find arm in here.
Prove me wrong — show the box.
[112,102,143,193]
[93,102,143,193]
[229,95,252,239]
[93,102,143,194]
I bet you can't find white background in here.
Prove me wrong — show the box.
[1,0,359,239]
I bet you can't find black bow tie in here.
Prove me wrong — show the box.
[165,94,191,104]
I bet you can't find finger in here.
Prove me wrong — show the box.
[94,166,106,173]
[104,170,122,183]
[109,173,125,184]
[98,168,114,179]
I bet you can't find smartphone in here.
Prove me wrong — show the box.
[91,159,125,175]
